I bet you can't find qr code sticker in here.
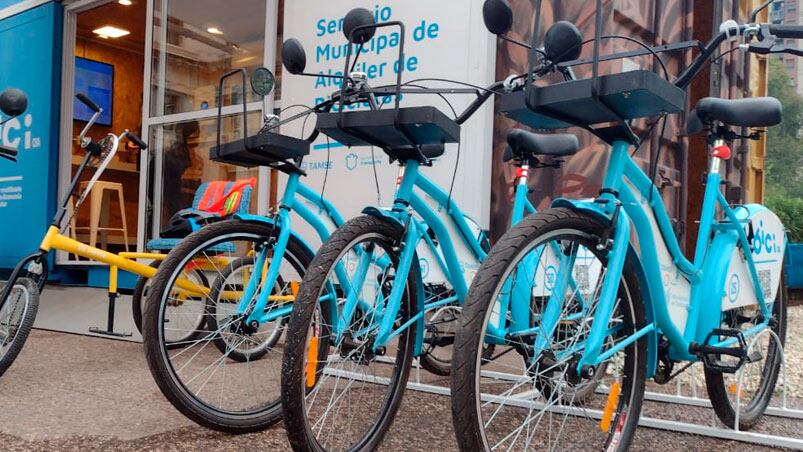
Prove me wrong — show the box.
[758,269,772,301]
[575,264,590,294]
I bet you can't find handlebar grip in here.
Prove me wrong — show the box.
[127,133,148,150]
[76,93,101,112]
[769,24,803,39]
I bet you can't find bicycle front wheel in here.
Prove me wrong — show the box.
[452,208,647,451]
[281,215,418,452]
[0,277,39,378]
[142,219,312,433]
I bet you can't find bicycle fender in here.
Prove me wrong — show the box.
[361,207,427,356]
[233,213,317,260]
[697,204,786,340]
[695,231,738,341]
[552,198,659,379]
[361,206,404,227]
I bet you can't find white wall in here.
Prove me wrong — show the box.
[280,0,497,248]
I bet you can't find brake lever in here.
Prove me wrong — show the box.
[750,41,803,57]
[780,47,803,57]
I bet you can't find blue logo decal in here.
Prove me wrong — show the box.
[728,274,740,303]
[419,257,429,279]
[753,220,781,256]
[345,153,358,171]
[545,265,557,291]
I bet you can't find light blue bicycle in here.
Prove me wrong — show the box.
[141,9,576,433]
[451,2,798,450]
[277,7,582,451]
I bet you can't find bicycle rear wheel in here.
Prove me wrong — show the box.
[704,261,787,430]
[452,208,646,451]
[133,260,209,345]
[131,261,160,336]
[143,220,312,433]
[281,215,418,452]
[0,277,39,378]
[206,256,287,361]
[419,300,460,376]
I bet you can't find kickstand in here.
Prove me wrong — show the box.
[89,266,132,338]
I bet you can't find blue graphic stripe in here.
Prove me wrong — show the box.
[313,141,345,151]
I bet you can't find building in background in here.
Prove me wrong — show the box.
[0,0,771,286]
[773,0,803,95]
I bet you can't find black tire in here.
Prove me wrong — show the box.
[133,260,208,344]
[143,219,313,433]
[281,215,419,451]
[131,260,160,336]
[206,256,288,362]
[705,262,788,430]
[451,208,647,451]
[0,277,40,378]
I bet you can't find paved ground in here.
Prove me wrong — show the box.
[0,328,792,451]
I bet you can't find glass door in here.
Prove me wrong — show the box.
[140,0,277,249]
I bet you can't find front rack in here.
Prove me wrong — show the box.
[316,106,460,148]
[519,0,689,144]
[210,69,310,174]
[315,21,461,161]
[503,70,685,132]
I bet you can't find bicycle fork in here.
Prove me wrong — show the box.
[372,219,424,352]
[562,208,635,377]
[517,202,632,377]
[239,209,293,326]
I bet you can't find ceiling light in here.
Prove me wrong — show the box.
[207,27,223,35]
[118,0,132,5]
[93,25,130,39]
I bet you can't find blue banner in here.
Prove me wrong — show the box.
[0,2,62,268]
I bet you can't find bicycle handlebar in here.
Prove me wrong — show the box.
[76,93,101,112]
[674,26,744,89]
[768,24,803,39]
[126,132,148,150]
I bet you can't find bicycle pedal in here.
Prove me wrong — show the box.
[747,350,764,363]
[689,328,750,374]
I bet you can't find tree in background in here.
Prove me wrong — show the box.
[766,56,803,242]
[766,57,803,198]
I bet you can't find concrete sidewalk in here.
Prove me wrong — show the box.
[0,284,787,450]
[0,329,780,451]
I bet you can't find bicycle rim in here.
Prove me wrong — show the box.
[471,228,643,451]
[153,228,306,419]
[290,226,415,451]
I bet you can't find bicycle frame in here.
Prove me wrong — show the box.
[332,158,539,356]
[545,139,784,374]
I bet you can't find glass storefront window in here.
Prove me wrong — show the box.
[147,112,261,239]
[150,0,267,116]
